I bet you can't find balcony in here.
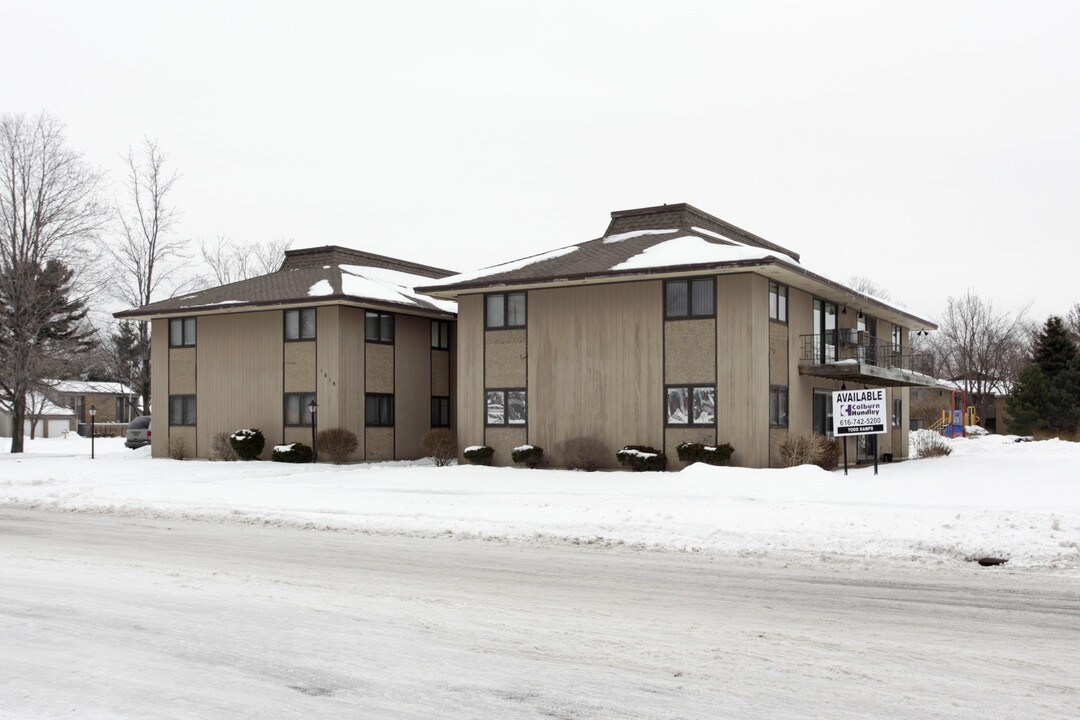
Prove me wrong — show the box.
[798,331,937,388]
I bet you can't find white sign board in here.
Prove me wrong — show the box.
[832,388,887,436]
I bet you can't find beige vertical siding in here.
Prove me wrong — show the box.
[195,310,284,460]
[337,307,365,461]
[395,314,430,460]
[431,350,450,396]
[316,306,340,431]
[485,329,527,388]
[150,319,169,458]
[169,348,196,394]
[664,319,715,385]
[486,426,527,466]
[716,274,770,468]
[528,281,663,469]
[365,343,394,394]
[456,295,485,453]
[284,341,316,392]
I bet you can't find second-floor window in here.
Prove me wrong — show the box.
[892,325,902,353]
[665,278,715,319]
[769,281,788,323]
[169,317,196,347]
[486,292,526,329]
[431,320,450,349]
[284,308,316,341]
[366,311,394,344]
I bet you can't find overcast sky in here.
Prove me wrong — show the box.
[6,1,1079,324]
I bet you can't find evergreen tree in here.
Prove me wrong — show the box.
[1032,316,1077,379]
[1005,365,1048,435]
[1045,354,1080,433]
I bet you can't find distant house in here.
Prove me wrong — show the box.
[0,392,76,439]
[114,246,457,460]
[44,380,139,436]
[909,375,1012,434]
[419,203,941,468]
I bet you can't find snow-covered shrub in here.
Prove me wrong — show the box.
[271,442,313,463]
[421,429,457,467]
[317,427,358,464]
[168,437,187,460]
[616,445,667,472]
[911,430,953,458]
[511,444,544,468]
[676,441,734,466]
[463,445,494,466]
[557,437,606,471]
[229,428,265,461]
[210,432,238,461]
[779,433,841,470]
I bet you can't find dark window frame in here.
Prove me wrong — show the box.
[431,396,450,428]
[431,320,451,350]
[485,387,528,426]
[365,393,395,427]
[664,278,716,320]
[664,384,717,428]
[168,317,197,347]
[769,281,789,324]
[365,311,395,344]
[284,308,317,342]
[168,394,196,426]
[484,292,527,330]
[284,392,317,427]
[893,397,902,428]
[769,385,789,428]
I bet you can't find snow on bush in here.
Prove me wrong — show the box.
[911,430,953,458]
[463,445,494,466]
[616,445,667,472]
[229,428,265,461]
[511,444,544,468]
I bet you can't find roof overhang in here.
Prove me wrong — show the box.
[114,296,457,322]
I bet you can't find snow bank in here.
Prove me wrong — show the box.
[1,433,1078,570]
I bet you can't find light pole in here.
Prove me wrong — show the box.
[308,399,318,463]
[89,405,97,460]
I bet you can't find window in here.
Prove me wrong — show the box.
[769,282,788,323]
[770,385,789,427]
[431,396,450,427]
[665,278,715,319]
[485,292,526,329]
[891,325,902,353]
[284,392,317,426]
[665,385,716,426]
[813,389,833,437]
[169,395,196,426]
[284,308,317,341]
[812,298,838,363]
[366,393,394,426]
[115,396,135,423]
[893,398,902,428]
[169,317,196,347]
[365,311,394,344]
[486,389,526,425]
[431,320,450,349]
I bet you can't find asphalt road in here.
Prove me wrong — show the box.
[1,508,1078,719]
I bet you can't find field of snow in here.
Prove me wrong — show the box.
[1,432,1078,570]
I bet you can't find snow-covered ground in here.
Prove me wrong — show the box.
[1,432,1078,570]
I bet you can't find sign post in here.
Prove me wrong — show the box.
[831,388,888,475]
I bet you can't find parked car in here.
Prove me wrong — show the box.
[125,416,152,449]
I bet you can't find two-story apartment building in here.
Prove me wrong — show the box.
[419,203,939,469]
[115,246,457,461]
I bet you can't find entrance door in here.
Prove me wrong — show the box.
[858,314,878,365]
[813,390,833,437]
[857,434,877,463]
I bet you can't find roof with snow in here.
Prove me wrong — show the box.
[0,392,76,417]
[115,247,458,320]
[419,203,936,330]
[45,380,135,396]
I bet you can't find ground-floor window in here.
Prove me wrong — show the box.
[486,389,526,426]
[892,398,902,428]
[366,394,394,427]
[813,389,833,437]
[665,385,716,426]
[431,396,450,427]
[769,385,788,427]
[284,392,316,426]
[169,395,196,426]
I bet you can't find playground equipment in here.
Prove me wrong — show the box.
[936,388,978,437]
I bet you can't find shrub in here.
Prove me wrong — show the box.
[421,428,457,467]
[463,445,494,466]
[676,441,735,466]
[779,433,842,470]
[317,427,359,464]
[511,444,544,468]
[912,430,953,458]
[168,436,187,460]
[271,442,313,463]
[616,445,668,472]
[210,432,238,461]
[229,428,265,461]
[557,437,607,471]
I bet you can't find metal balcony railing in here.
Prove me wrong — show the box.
[799,332,931,374]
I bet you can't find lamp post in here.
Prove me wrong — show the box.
[89,405,97,460]
[308,399,318,463]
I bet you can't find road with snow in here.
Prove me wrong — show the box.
[2,508,1078,719]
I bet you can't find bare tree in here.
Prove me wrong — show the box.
[199,235,292,285]
[0,112,106,452]
[1066,303,1080,346]
[930,291,1029,411]
[847,275,892,301]
[106,139,194,415]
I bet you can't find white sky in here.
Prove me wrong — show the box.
[5,1,1079,323]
